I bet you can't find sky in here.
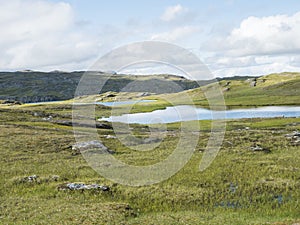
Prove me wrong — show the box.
[1,0,300,77]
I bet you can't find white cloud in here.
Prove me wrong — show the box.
[203,11,300,76]
[207,12,300,57]
[2,1,299,77]
[151,26,200,42]
[160,4,188,22]
[0,0,101,71]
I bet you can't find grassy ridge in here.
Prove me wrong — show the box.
[142,72,300,108]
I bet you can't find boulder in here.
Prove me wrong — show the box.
[72,140,115,154]
[57,182,110,191]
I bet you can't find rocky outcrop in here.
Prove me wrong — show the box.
[54,120,112,129]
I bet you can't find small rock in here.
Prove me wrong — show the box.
[28,175,38,182]
[100,186,110,191]
[250,146,263,151]
[51,175,60,181]
[20,175,39,183]
[136,92,150,97]
[250,145,271,153]
[104,135,116,139]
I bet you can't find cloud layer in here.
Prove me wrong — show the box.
[205,12,300,76]
[1,1,300,77]
[223,12,300,56]
[0,0,100,71]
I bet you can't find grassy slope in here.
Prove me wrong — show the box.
[0,101,300,224]
[142,72,300,108]
[221,72,300,106]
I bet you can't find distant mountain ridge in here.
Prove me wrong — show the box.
[0,71,297,103]
[0,71,202,103]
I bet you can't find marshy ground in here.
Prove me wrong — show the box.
[0,102,300,224]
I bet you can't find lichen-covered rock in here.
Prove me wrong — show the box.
[57,182,110,191]
[72,140,115,154]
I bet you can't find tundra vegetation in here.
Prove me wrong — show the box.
[0,72,299,224]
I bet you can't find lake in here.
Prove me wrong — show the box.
[99,105,300,124]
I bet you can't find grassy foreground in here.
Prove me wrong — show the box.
[0,102,300,224]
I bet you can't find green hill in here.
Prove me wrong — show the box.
[220,72,300,106]
[0,71,200,103]
[153,72,300,107]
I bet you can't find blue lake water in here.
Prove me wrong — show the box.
[99,105,300,124]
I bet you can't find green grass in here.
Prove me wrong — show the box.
[142,72,300,109]
[0,101,300,224]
